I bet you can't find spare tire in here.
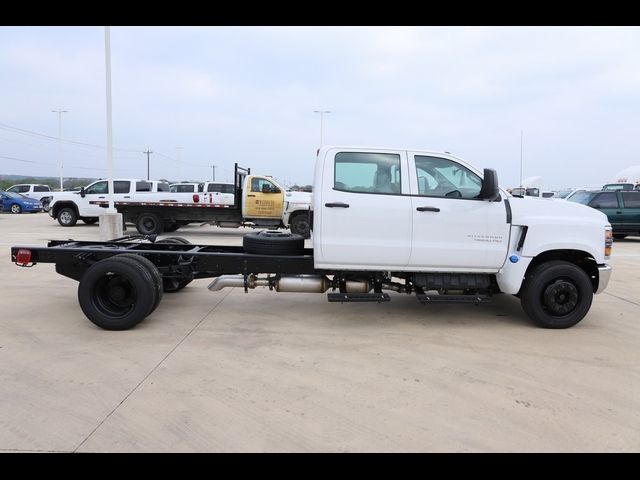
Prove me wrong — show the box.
[243,230,304,255]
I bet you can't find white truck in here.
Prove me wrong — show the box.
[6,183,54,211]
[108,166,312,238]
[11,146,612,330]
[48,179,193,227]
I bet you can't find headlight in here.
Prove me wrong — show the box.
[605,226,613,258]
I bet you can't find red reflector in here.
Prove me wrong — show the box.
[192,194,199,203]
[16,249,32,265]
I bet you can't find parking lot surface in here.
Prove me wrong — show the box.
[1,212,639,452]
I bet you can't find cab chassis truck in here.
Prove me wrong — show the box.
[10,147,613,330]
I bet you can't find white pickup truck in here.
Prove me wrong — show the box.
[48,179,191,227]
[11,146,612,330]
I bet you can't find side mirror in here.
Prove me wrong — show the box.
[80,187,86,198]
[272,187,281,194]
[480,168,500,201]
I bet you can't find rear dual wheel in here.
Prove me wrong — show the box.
[78,255,163,330]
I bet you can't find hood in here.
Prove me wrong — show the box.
[285,191,312,204]
[509,196,608,226]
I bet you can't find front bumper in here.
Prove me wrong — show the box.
[596,264,612,294]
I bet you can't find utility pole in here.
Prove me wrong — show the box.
[51,109,69,191]
[211,164,216,181]
[176,146,183,181]
[143,149,153,180]
[313,110,331,150]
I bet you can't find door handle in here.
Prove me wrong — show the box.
[416,206,440,212]
[325,202,350,208]
[247,194,256,197]
[124,196,131,199]
[98,196,106,199]
[616,211,622,214]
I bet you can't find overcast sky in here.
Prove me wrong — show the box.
[0,26,639,189]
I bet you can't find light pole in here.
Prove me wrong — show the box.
[51,109,69,191]
[211,164,216,181]
[313,110,331,150]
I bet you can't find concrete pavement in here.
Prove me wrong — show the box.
[1,212,639,452]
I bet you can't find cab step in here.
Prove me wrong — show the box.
[416,294,490,304]
[328,292,390,303]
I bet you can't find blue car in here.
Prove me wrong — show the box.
[0,190,42,214]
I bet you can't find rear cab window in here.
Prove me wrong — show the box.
[334,152,401,194]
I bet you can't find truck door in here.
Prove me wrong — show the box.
[620,192,640,233]
[316,149,412,268]
[588,192,623,229]
[242,176,285,219]
[82,180,109,216]
[407,153,510,271]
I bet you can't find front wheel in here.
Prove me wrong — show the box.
[520,260,593,329]
[57,207,78,226]
[289,213,311,239]
[42,200,51,212]
[10,204,22,214]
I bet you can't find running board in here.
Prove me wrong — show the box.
[416,294,491,304]
[328,292,390,303]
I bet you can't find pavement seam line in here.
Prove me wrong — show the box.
[603,291,640,308]
[72,288,234,453]
[0,448,73,453]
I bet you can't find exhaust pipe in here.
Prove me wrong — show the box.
[208,274,335,293]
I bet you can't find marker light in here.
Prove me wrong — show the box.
[16,249,32,265]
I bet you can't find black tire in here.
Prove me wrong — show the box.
[613,234,628,240]
[520,260,593,329]
[57,207,78,226]
[115,253,164,315]
[42,200,51,212]
[10,204,22,214]
[82,217,98,225]
[243,230,304,255]
[156,237,193,292]
[136,213,164,235]
[157,236,191,245]
[163,222,180,232]
[289,213,311,239]
[78,256,158,330]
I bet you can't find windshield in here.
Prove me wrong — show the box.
[554,190,573,199]
[567,191,596,205]
[2,191,26,199]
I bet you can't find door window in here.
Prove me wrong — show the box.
[415,156,481,199]
[114,181,131,194]
[85,181,108,195]
[590,192,619,208]
[334,152,401,194]
[251,178,278,193]
[34,185,50,192]
[622,192,640,208]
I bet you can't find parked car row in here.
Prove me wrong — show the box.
[0,190,43,213]
[568,189,640,238]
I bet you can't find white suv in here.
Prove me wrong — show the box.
[6,184,53,211]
